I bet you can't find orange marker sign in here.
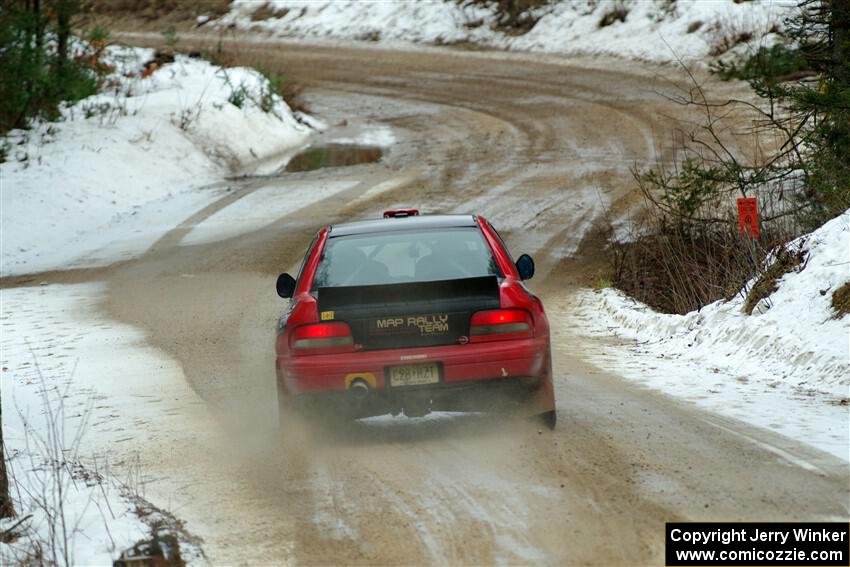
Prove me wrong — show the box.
[737,197,760,238]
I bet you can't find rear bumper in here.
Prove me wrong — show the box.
[277,336,549,394]
[293,376,546,418]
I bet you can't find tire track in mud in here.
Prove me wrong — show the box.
[309,76,652,282]
[294,418,559,565]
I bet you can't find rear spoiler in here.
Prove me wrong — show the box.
[318,276,500,318]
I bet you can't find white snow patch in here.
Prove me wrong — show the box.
[310,462,359,541]
[328,125,396,148]
[563,211,850,460]
[1,283,211,563]
[181,179,359,246]
[217,0,797,64]
[0,453,147,566]
[1,46,315,277]
[347,175,416,211]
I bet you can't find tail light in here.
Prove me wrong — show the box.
[469,309,533,342]
[292,322,354,354]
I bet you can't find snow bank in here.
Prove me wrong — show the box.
[216,0,796,63]
[0,46,316,277]
[0,283,210,564]
[567,211,849,459]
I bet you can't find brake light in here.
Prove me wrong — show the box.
[469,309,533,342]
[292,322,354,353]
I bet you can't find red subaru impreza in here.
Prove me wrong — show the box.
[275,209,556,428]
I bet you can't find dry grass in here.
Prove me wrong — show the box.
[707,19,754,56]
[742,246,805,314]
[611,221,763,315]
[275,78,310,114]
[465,0,549,35]
[85,0,231,22]
[356,30,382,42]
[114,524,184,567]
[687,20,703,33]
[608,184,801,316]
[599,7,628,28]
[250,3,288,22]
[831,282,850,318]
[610,220,803,316]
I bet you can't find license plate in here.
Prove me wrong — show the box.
[389,364,440,387]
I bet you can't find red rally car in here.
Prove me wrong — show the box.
[274,209,556,428]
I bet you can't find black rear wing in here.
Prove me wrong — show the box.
[318,275,500,319]
[318,276,500,349]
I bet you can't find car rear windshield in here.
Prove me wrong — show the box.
[313,228,501,288]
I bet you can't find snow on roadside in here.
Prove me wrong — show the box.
[1,283,212,564]
[1,45,317,278]
[0,452,147,566]
[565,211,850,460]
[216,0,796,64]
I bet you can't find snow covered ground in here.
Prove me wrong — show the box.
[0,42,332,563]
[181,178,359,246]
[0,283,211,564]
[1,9,846,561]
[215,0,796,64]
[0,45,317,278]
[564,211,850,460]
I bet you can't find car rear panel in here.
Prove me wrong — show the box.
[279,334,548,393]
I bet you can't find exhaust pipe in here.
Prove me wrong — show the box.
[350,379,370,400]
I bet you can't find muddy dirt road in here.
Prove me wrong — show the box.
[20,40,850,564]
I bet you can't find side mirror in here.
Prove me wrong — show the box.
[515,254,535,281]
[276,273,296,298]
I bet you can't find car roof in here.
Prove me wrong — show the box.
[329,214,478,237]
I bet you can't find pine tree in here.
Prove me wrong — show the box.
[782,0,850,226]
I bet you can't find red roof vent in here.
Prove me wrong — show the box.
[383,209,419,218]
